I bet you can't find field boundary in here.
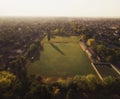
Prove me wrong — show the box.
[91,63,103,81]
[79,41,87,51]
[111,64,120,75]
[79,41,120,80]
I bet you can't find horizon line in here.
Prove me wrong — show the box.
[0,15,120,19]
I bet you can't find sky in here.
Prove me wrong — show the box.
[0,0,120,17]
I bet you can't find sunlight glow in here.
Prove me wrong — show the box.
[0,0,120,17]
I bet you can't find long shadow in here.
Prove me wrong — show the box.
[50,42,65,55]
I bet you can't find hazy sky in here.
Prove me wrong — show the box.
[0,0,120,17]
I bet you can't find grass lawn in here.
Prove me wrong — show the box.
[95,64,119,78]
[27,36,96,77]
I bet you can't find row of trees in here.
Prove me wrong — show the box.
[25,40,42,61]
[0,71,120,99]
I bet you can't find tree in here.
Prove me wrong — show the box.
[96,44,106,55]
[9,56,26,80]
[66,89,74,99]
[25,82,51,99]
[85,74,97,91]
[79,34,86,41]
[102,76,120,94]
[86,38,96,48]
[48,33,51,41]
[0,71,17,98]
[0,71,16,89]
[106,56,113,62]
[53,29,59,34]
[73,74,98,91]
[53,87,61,99]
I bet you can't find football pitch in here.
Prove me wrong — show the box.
[27,36,96,77]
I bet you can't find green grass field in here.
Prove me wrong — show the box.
[27,36,96,77]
